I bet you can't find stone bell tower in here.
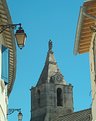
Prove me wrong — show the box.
[30,40,74,121]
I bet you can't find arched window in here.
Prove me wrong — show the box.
[37,90,40,107]
[57,88,63,106]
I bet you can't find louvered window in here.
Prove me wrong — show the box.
[37,90,40,107]
[1,45,9,83]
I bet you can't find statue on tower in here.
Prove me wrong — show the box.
[49,40,53,51]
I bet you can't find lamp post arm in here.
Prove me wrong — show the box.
[0,23,21,34]
[7,108,21,115]
[0,22,26,49]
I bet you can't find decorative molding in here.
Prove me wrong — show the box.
[51,72,63,83]
[0,80,5,93]
[0,104,6,121]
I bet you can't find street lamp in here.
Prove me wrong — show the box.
[8,108,23,121]
[0,23,27,49]
[18,111,23,121]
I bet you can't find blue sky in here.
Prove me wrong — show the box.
[7,0,92,121]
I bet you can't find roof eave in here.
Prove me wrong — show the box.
[74,7,84,55]
[0,0,16,96]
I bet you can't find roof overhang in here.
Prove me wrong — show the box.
[0,0,16,96]
[74,0,96,55]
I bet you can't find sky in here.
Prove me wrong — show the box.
[7,0,92,121]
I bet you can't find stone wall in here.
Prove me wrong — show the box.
[89,33,96,121]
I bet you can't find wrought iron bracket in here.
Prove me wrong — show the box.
[0,23,21,34]
[7,108,21,115]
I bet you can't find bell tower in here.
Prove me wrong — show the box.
[30,40,74,121]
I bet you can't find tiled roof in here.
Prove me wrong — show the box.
[52,109,91,121]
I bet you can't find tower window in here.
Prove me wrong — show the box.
[37,90,40,107]
[57,88,63,106]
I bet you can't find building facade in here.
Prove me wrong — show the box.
[30,40,74,121]
[89,32,96,121]
[0,0,16,120]
[74,0,96,120]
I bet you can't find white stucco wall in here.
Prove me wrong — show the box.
[0,40,8,121]
[0,80,8,121]
[0,45,1,79]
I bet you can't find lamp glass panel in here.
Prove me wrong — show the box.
[15,33,26,48]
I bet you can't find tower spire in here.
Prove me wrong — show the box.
[36,40,66,86]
